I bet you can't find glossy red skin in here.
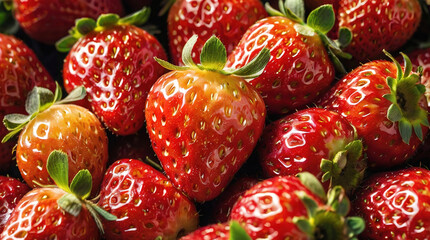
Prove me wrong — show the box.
[1,187,99,240]
[16,104,108,195]
[0,34,55,170]
[319,60,429,169]
[338,0,422,62]
[258,108,359,190]
[226,16,334,116]
[167,0,267,65]
[180,223,230,240]
[211,177,259,223]
[98,159,199,240]
[145,70,266,202]
[63,25,167,136]
[352,167,430,240]
[13,0,124,44]
[230,175,324,240]
[0,176,30,233]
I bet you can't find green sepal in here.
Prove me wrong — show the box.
[337,27,353,48]
[229,221,251,240]
[97,14,119,28]
[200,35,227,71]
[307,5,335,34]
[3,114,31,131]
[296,191,319,217]
[76,18,97,35]
[118,7,150,26]
[293,217,314,237]
[346,217,365,237]
[297,172,327,202]
[326,186,350,217]
[86,201,117,234]
[294,24,316,37]
[264,2,285,17]
[182,34,199,68]
[70,170,92,200]
[386,104,402,122]
[55,86,86,105]
[154,57,191,71]
[46,150,71,192]
[399,119,412,144]
[58,193,82,217]
[56,36,79,53]
[227,48,270,79]
[282,0,305,21]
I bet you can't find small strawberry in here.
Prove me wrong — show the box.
[0,176,30,232]
[226,0,351,116]
[4,0,124,44]
[352,167,430,239]
[230,172,364,240]
[258,107,365,193]
[1,150,116,240]
[2,84,108,195]
[180,221,251,240]
[0,33,55,170]
[319,51,429,169]
[58,8,167,136]
[145,35,269,202]
[337,0,422,62]
[97,158,199,239]
[167,0,267,65]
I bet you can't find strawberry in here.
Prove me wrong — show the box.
[226,0,351,116]
[230,172,364,240]
[145,35,269,202]
[1,150,116,240]
[59,8,167,136]
[6,0,124,44]
[0,33,55,170]
[319,51,429,169]
[258,107,365,193]
[167,0,267,65]
[337,0,422,63]
[352,167,430,239]
[0,176,30,232]
[2,85,108,195]
[180,221,251,240]
[97,158,199,239]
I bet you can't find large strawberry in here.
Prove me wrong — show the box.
[2,85,108,195]
[145,35,269,202]
[4,0,124,44]
[0,176,30,232]
[226,0,351,116]
[1,150,116,239]
[180,221,251,240]
[352,167,430,239]
[258,107,365,193]
[58,8,167,136]
[97,158,199,239]
[319,51,429,169]
[337,0,422,63]
[0,33,55,171]
[167,0,267,65]
[230,172,364,240]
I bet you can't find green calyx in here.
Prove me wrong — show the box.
[2,83,86,143]
[265,0,352,74]
[154,35,270,79]
[46,150,117,233]
[229,221,252,240]
[293,178,365,240]
[320,140,365,194]
[383,50,429,144]
[56,7,151,52]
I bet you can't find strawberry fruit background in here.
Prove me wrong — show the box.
[0,0,429,239]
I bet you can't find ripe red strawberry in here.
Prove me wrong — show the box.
[0,176,30,232]
[258,107,365,193]
[59,8,167,136]
[97,158,199,239]
[180,221,251,240]
[230,172,364,240]
[1,150,116,240]
[337,0,422,62]
[352,167,430,239]
[9,0,124,44]
[145,35,269,202]
[0,33,55,170]
[2,85,108,195]
[167,0,267,65]
[318,52,429,169]
[226,1,350,116]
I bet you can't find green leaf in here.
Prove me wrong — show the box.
[307,5,335,34]
[326,47,347,75]
[296,191,319,217]
[182,35,199,68]
[399,119,412,144]
[337,27,352,48]
[346,217,365,236]
[297,172,326,201]
[344,140,363,163]
[56,35,78,53]
[53,82,63,103]
[119,7,150,26]
[3,114,31,130]
[400,52,412,77]
[283,0,305,20]
[97,14,120,27]
[386,77,396,92]
[294,23,315,37]
[229,48,270,79]
[86,202,106,234]
[58,193,82,217]
[264,2,285,17]
[56,86,86,105]
[416,84,426,95]
[280,1,303,23]
[154,57,190,71]
[76,18,96,35]
[70,170,92,200]
[229,221,251,240]
[383,50,403,80]
[293,217,314,236]
[320,159,333,172]
[387,104,402,122]
[2,126,25,143]
[87,201,117,221]
[46,150,70,192]
[327,186,349,216]
[200,36,227,71]
[412,122,424,141]
[383,93,396,103]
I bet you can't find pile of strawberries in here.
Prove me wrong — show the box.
[0,0,429,239]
